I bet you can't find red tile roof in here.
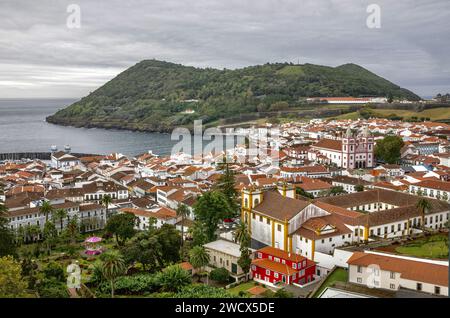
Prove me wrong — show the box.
[348,252,448,287]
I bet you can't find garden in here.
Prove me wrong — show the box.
[376,233,449,260]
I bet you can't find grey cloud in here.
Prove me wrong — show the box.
[0,0,449,98]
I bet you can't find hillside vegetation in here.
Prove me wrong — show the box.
[332,107,450,121]
[47,60,420,132]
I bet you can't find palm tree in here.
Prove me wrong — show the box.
[15,226,26,246]
[66,215,79,245]
[101,252,126,298]
[176,204,190,249]
[234,222,250,246]
[234,222,252,281]
[27,224,42,242]
[53,208,67,232]
[189,246,210,279]
[101,195,112,219]
[39,201,53,222]
[416,198,432,228]
[43,220,57,254]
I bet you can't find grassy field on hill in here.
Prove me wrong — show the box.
[331,107,450,121]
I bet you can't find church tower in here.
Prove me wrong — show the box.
[241,186,263,233]
[342,127,356,169]
[360,126,374,168]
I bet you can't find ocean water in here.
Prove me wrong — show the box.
[0,99,177,156]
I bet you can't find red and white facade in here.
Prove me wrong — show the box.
[251,246,316,288]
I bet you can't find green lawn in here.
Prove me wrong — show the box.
[312,268,348,298]
[395,235,448,259]
[228,281,259,296]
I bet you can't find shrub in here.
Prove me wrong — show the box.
[175,284,234,298]
[98,274,159,295]
[274,288,294,298]
[43,262,65,282]
[209,267,230,283]
[37,279,69,298]
[156,265,191,293]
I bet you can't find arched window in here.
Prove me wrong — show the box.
[254,198,259,206]
[244,198,248,208]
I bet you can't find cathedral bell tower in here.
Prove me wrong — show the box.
[241,186,263,233]
[342,127,356,169]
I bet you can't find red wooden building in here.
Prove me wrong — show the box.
[251,246,316,287]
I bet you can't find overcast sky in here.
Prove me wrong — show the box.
[0,0,449,98]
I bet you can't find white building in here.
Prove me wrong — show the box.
[51,151,81,171]
[348,251,448,296]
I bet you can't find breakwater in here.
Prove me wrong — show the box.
[0,152,102,161]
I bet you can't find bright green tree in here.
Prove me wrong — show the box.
[0,256,27,297]
[193,191,233,242]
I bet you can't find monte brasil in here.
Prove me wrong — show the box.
[46,59,420,132]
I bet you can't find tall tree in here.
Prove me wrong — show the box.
[234,222,250,247]
[155,224,181,265]
[105,213,136,246]
[374,135,404,164]
[43,221,58,255]
[100,252,126,298]
[52,208,67,232]
[39,201,53,222]
[189,221,208,247]
[101,194,113,219]
[176,204,190,250]
[26,224,41,243]
[193,191,233,242]
[416,198,432,228]
[65,215,79,245]
[234,222,252,280]
[215,158,239,216]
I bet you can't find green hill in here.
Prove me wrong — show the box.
[46,60,420,132]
